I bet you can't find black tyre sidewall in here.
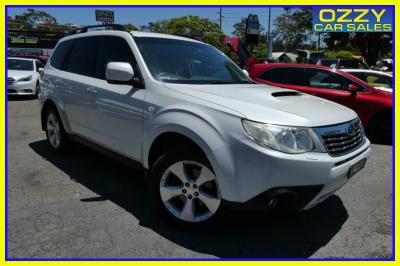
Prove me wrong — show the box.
[35,81,40,97]
[148,148,225,228]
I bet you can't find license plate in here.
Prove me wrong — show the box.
[347,158,367,179]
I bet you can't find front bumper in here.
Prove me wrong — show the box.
[212,136,371,210]
[8,80,36,95]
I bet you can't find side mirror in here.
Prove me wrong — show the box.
[106,62,134,83]
[243,69,249,77]
[38,67,44,74]
[347,84,358,95]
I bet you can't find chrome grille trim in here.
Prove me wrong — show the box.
[313,118,366,157]
[8,77,15,85]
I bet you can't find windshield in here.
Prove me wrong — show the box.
[135,37,251,84]
[8,58,34,71]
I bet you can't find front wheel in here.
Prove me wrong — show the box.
[45,107,69,153]
[148,148,225,227]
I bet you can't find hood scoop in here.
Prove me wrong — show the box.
[271,91,302,97]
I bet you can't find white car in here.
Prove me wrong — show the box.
[39,26,371,227]
[7,57,44,96]
[343,69,393,92]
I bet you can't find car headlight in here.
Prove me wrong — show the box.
[18,75,32,82]
[242,119,323,154]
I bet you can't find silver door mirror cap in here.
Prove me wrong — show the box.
[106,62,134,82]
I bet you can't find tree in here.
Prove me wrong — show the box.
[8,8,68,32]
[323,32,392,65]
[231,17,267,58]
[140,16,225,50]
[124,23,139,31]
[272,8,313,51]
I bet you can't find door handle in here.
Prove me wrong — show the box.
[86,87,98,95]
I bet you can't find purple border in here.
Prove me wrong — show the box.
[4,4,395,261]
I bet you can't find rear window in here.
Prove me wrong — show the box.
[50,40,74,69]
[259,67,305,86]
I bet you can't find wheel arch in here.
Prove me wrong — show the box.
[40,99,71,133]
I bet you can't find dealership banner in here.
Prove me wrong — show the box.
[312,7,392,32]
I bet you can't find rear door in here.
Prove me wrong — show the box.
[57,37,101,136]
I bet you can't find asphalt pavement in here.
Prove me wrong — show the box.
[7,97,393,259]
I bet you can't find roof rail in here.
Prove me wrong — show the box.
[66,24,126,36]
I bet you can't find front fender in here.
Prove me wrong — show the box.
[142,107,243,200]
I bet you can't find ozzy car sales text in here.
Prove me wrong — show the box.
[312,8,392,32]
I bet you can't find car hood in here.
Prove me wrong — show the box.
[8,70,34,79]
[164,83,357,127]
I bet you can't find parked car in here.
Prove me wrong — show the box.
[317,58,369,70]
[12,55,49,65]
[39,25,371,227]
[7,57,44,97]
[343,69,393,92]
[250,63,392,142]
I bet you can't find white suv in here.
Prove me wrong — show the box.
[39,25,371,227]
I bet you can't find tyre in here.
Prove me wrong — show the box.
[35,81,40,97]
[366,112,392,144]
[148,148,225,228]
[45,106,70,153]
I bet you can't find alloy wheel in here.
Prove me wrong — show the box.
[160,161,221,223]
[47,113,61,149]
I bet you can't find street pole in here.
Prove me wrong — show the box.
[267,7,273,60]
[219,7,222,29]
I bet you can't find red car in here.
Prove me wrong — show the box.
[249,63,392,142]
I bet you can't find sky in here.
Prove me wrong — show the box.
[7,7,284,36]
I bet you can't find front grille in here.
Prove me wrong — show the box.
[315,119,365,156]
[8,77,15,85]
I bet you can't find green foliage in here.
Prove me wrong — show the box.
[250,43,267,58]
[296,55,307,63]
[140,16,225,50]
[124,23,139,31]
[8,8,73,32]
[272,8,312,51]
[324,50,354,59]
[323,32,392,65]
[281,55,293,63]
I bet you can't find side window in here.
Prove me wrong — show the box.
[259,69,272,81]
[50,40,74,70]
[96,36,138,80]
[365,74,392,88]
[261,67,305,86]
[305,68,354,91]
[349,72,366,82]
[65,37,100,77]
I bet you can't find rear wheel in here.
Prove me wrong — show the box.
[45,107,69,153]
[148,148,225,227]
